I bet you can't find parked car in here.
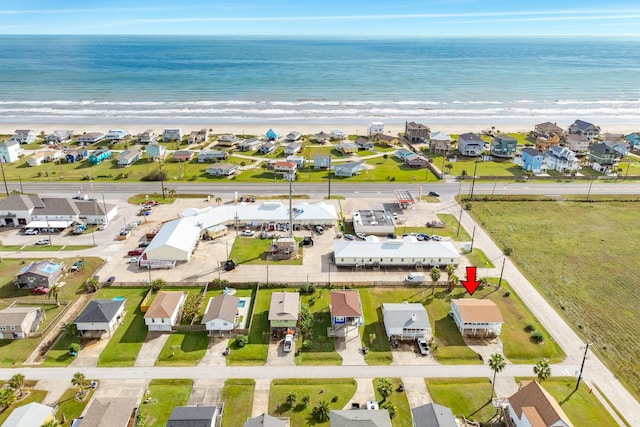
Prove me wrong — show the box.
[302,236,314,246]
[106,276,116,284]
[128,257,140,264]
[144,200,159,207]
[70,260,84,271]
[416,338,430,355]
[138,242,150,248]
[344,233,355,240]
[31,286,50,295]
[283,334,294,353]
[128,249,144,256]
[431,235,443,242]
[428,191,441,197]
[356,232,367,240]
[224,260,236,271]
[240,230,255,237]
[98,223,110,230]
[315,225,324,235]
[24,228,38,235]
[34,239,50,245]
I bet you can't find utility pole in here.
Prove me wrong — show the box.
[327,158,332,199]
[498,257,506,288]
[470,226,476,251]
[575,343,590,391]
[469,157,479,200]
[158,159,165,199]
[0,158,9,196]
[586,178,594,201]
[456,201,463,238]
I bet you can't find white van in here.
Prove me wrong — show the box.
[405,272,425,283]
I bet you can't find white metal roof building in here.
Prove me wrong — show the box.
[144,219,201,262]
[333,236,459,268]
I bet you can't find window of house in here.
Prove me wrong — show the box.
[0,326,6,331]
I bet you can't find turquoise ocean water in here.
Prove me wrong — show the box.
[0,36,639,125]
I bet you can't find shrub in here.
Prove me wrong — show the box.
[331,395,338,403]
[531,331,544,343]
[524,324,536,333]
[235,335,248,348]
[503,247,513,256]
[299,283,316,294]
[142,170,167,182]
[503,291,511,297]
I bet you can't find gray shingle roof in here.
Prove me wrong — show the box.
[330,409,392,427]
[382,303,430,330]
[167,406,217,427]
[75,299,125,323]
[411,403,458,427]
[202,294,239,324]
[244,413,287,427]
[38,198,80,216]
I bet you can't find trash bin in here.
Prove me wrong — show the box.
[362,347,369,354]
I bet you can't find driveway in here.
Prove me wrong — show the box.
[402,377,432,408]
[198,337,229,367]
[266,338,295,366]
[343,378,375,409]
[188,379,225,406]
[391,340,438,366]
[92,379,149,402]
[464,336,506,364]
[134,332,170,367]
[70,338,110,368]
[335,327,365,366]
[252,379,271,418]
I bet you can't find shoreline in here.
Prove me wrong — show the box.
[0,120,637,137]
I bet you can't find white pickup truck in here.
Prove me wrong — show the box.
[405,272,425,283]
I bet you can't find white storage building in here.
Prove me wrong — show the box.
[144,219,201,262]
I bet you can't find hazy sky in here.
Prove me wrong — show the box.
[1,0,640,36]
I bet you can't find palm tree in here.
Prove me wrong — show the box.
[445,264,456,277]
[312,400,330,422]
[8,373,25,397]
[62,322,79,338]
[286,392,297,407]
[215,197,222,205]
[533,358,552,383]
[488,353,506,400]
[85,277,99,293]
[429,267,441,295]
[48,284,60,307]
[42,420,61,427]
[150,278,166,293]
[447,273,459,292]
[168,188,177,198]
[376,378,394,403]
[301,395,310,407]
[380,401,397,419]
[72,372,86,395]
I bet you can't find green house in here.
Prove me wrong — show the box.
[268,291,300,331]
[491,134,518,158]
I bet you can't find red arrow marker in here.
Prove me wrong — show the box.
[461,266,481,295]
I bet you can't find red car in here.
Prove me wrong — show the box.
[31,286,50,295]
[128,249,144,256]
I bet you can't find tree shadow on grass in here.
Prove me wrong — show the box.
[559,389,577,406]
[467,399,492,419]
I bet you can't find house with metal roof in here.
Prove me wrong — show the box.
[1,402,55,427]
[206,163,239,177]
[334,161,365,177]
[0,139,23,163]
[104,129,130,141]
[77,131,105,145]
[429,132,452,154]
[505,380,573,427]
[198,149,228,163]
[268,292,300,331]
[217,134,239,147]
[285,131,302,142]
[451,299,503,337]
[117,149,141,167]
[337,141,359,155]
[144,219,201,262]
[382,302,431,341]
[314,154,331,170]
[10,129,37,144]
[266,128,282,141]
[239,137,262,151]
[329,290,363,337]
[330,409,392,427]
[202,294,240,334]
[163,128,183,142]
[458,133,485,157]
[75,299,126,337]
[284,142,302,155]
[89,148,112,165]
[144,291,186,332]
[146,143,166,161]
[167,406,221,427]
[331,129,348,140]
[16,260,63,289]
[0,306,45,339]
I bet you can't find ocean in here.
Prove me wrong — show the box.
[1,36,639,126]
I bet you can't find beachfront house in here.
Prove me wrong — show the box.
[138,129,157,144]
[16,260,63,289]
[505,380,573,427]
[355,137,374,150]
[77,132,105,145]
[368,121,385,137]
[206,163,239,177]
[286,155,306,168]
[375,133,398,146]
[568,119,600,141]
[144,291,186,332]
[314,131,331,144]
[104,129,130,142]
[545,146,579,173]
[519,148,546,173]
[566,134,590,154]
[45,130,73,145]
[329,290,364,337]
[11,129,37,144]
[146,143,166,161]
[314,154,331,170]
[198,149,228,163]
[0,306,45,339]
[266,128,282,141]
[65,148,88,163]
[451,299,503,337]
[272,161,297,178]
[331,129,348,140]
[173,150,194,162]
[626,132,640,149]
[491,134,518,158]
[534,122,564,139]
[337,141,358,155]
[587,143,620,173]
[239,137,262,151]
[89,149,112,165]
[429,132,452,154]
[382,302,431,341]
[0,139,24,163]
[117,149,141,167]
[458,133,484,156]
[216,134,239,147]
[163,128,183,142]
[268,292,300,332]
[405,121,430,143]
[187,128,209,144]
[603,139,630,157]
[75,299,126,338]
[202,294,240,334]
[286,131,302,142]
[258,142,277,154]
[284,142,302,155]
[334,161,365,177]
[27,149,63,167]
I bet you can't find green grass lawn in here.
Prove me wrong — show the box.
[268,379,356,426]
[469,200,640,398]
[517,378,618,426]
[220,379,255,426]
[295,289,342,366]
[426,378,496,424]
[0,389,48,425]
[429,155,520,178]
[228,237,303,266]
[372,378,412,427]
[398,214,471,242]
[96,288,148,367]
[53,387,95,423]
[464,248,495,268]
[155,331,209,366]
[225,288,271,366]
[138,379,193,427]
[41,331,79,367]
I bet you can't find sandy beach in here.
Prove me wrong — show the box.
[0,121,637,138]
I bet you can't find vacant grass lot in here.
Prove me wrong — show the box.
[372,378,411,427]
[295,289,342,366]
[465,248,495,269]
[138,379,193,427]
[426,378,496,423]
[155,331,209,366]
[515,377,617,426]
[268,379,356,426]
[220,379,255,426]
[96,288,148,367]
[469,200,640,398]
[229,237,303,265]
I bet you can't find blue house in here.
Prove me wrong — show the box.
[520,148,546,173]
[145,143,166,161]
[258,142,277,154]
[491,134,518,158]
[265,128,282,141]
[89,149,112,165]
[626,132,640,148]
[65,148,88,163]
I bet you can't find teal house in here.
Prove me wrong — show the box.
[146,143,167,161]
[89,149,112,165]
[491,134,518,158]
[266,128,282,141]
